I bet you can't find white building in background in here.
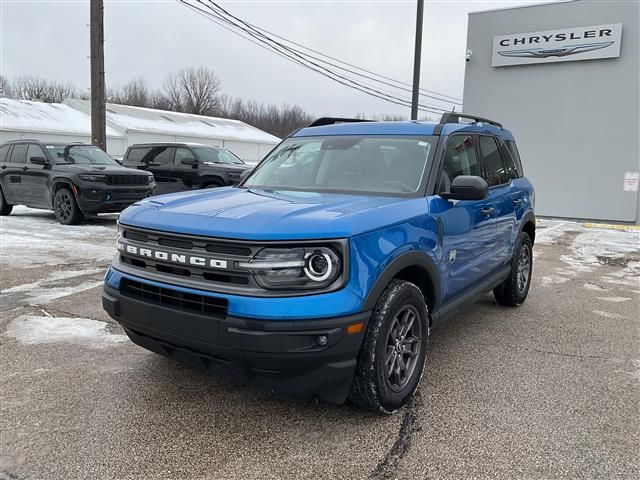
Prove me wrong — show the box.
[463,0,639,224]
[0,98,280,162]
[0,98,125,152]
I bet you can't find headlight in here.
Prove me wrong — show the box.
[78,174,107,182]
[146,175,155,184]
[237,246,341,290]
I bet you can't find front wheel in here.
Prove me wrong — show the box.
[493,232,533,306]
[349,280,429,414]
[54,188,83,225]
[0,186,13,216]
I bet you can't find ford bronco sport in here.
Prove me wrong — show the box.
[0,140,155,224]
[102,113,535,413]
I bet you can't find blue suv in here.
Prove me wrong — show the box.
[102,113,535,413]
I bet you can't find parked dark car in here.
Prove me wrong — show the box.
[122,143,252,195]
[0,140,155,224]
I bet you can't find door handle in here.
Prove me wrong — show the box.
[513,199,522,207]
[481,207,495,216]
[0,165,6,169]
[22,166,28,171]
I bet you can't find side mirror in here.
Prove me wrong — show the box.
[441,175,489,201]
[180,158,197,167]
[30,156,48,166]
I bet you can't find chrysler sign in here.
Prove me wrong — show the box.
[492,23,622,67]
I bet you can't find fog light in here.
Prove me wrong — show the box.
[317,335,328,346]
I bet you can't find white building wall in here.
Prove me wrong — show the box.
[463,0,640,223]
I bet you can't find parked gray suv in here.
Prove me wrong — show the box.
[122,143,252,195]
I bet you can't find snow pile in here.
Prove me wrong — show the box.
[0,207,117,267]
[4,315,127,347]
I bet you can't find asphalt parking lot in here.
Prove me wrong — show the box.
[1,207,639,480]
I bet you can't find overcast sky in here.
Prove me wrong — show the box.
[1,0,553,118]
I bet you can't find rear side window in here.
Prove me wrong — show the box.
[439,135,480,193]
[478,136,508,187]
[505,140,523,177]
[149,146,175,165]
[124,147,151,165]
[9,144,27,164]
[0,145,10,163]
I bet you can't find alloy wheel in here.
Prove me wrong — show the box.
[517,244,531,294]
[385,305,422,392]
[55,191,73,222]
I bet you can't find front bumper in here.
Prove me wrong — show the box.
[102,281,370,403]
[76,184,155,214]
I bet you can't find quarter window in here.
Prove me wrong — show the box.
[505,140,523,177]
[0,145,10,163]
[439,135,480,193]
[124,147,152,166]
[9,144,27,164]
[479,136,508,187]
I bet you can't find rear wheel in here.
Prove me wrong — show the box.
[494,232,533,306]
[204,179,225,188]
[0,186,13,216]
[349,280,429,414]
[54,188,83,225]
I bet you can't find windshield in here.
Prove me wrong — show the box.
[243,135,435,195]
[194,147,244,165]
[47,145,119,165]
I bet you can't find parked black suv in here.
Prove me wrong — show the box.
[0,140,155,225]
[122,143,251,195]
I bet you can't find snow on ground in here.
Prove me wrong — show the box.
[4,315,127,347]
[0,206,118,268]
[536,219,640,290]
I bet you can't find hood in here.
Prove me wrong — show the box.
[53,164,150,176]
[119,187,428,240]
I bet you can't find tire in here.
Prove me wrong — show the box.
[204,179,225,188]
[349,279,429,414]
[493,232,533,306]
[0,186,13,216]
[53,188,83,225]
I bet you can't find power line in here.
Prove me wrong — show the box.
[204,0,462,105]
[178,0,451,115]
[194,0,448,113]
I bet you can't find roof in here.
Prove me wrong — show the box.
[293,120,514,139]
[0,98,122,138]
[65,100,280,145]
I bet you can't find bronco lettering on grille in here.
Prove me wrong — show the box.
[117,242,228,269]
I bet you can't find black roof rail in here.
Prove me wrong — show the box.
[307,117,372,128]
[439,112,502,128]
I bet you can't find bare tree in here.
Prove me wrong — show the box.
[163,67,221,116]
[107,78,151,107]
[0,76,11,98]
[11,76,78,102]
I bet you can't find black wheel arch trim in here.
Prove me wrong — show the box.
[519,210,536,245]
[362,250,442,313]
[51,178,83,212]
[200,175,227,187]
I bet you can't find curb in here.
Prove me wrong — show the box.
[583,222,640,232]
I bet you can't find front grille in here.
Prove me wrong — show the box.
[121,278,228,317]
[107,175,148,186]
[118,226,259,291]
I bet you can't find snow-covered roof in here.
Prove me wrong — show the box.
[0,98,122,138]
[66,99,280,145]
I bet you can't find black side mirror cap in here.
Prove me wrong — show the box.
[441,175,489,201]
[30,156,48,166]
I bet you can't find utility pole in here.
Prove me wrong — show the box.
[411,0,424,120]
[90,0,106,151]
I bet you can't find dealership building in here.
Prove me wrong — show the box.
[463,0,639,224]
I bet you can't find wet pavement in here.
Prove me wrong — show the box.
[1,207,639,479]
